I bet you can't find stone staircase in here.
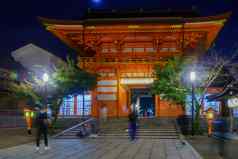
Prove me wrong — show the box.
[98,118,179,139]
[54,118,180,139]
[54,118,98,139]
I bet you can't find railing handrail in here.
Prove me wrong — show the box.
[52,118,96,138]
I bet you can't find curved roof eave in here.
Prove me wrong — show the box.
[38,12,231,26]
[38,17,84,26]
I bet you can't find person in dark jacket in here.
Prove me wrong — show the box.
[35,107,49,151]
[128,111,138,141]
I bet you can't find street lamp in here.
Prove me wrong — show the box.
[42,73,49,108]
[190,71,196,136]
[42,73,49,82]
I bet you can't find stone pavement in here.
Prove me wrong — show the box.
[0,138,202,159]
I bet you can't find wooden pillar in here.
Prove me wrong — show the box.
[91,89,99,118]
[155,95,160,117]
[74,95,78,115]
[127,88,131,113]
[116,66,120,118]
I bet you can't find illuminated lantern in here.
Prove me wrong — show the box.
[205,108,215,137]
[24,108,34,134]
[31,112,35,117]
[206,111,214,120]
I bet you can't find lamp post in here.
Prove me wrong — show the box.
[190,71,196,136]
[42,73,49,108]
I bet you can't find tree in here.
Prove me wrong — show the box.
[151,56,189,106]
[0,70,39,109]
[50,56,97,123]
[151,48,238,134]
[8,71,42,106]
[9,56,97,125]
[192,49,238,133]
[10,82,42,105]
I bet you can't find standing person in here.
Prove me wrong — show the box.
[35,107,49,151]
[100,105,108,122]
[128,111,137,141]
[218,119,227,157]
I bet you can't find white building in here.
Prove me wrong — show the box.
[11,43,65,76]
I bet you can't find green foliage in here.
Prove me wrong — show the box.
[151,56,188,106]
[9,56,97,123]
[9,71,18,81]
[52,56,97,95]
[9,82,41,104]
[50,56,97,122]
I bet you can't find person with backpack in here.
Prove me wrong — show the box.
[128,110,138,141]
[35,107,50,151]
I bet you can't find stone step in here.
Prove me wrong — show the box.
[100,130,177,132]
[99,130,177,133]
[58,130,178,135]
[56,135,178,139]
[95,136,178,139]
[98,134,178,137]
[55,118,179,140]
[100,127,176,130]
[60,133,178,137]
[100,128,177,131]
[100,133,178,136]
[59,131,178,137]
[54,136,82,139]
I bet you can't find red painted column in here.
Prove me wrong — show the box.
[74,95,78,115]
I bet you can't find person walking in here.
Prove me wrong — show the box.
[128,111,137,141]
[100,105,108,122]
[35,107,50,151]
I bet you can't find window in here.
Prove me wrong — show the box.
[102,48,109,53]
[60,95,74,116]
[160,48,169,52]
[169,47,177,52]
[111,48,117,53]
[59,94,92,116]
[77,94,92,116]
[146,48,156,53]
[134,48,144,52]
[123,48,133,53]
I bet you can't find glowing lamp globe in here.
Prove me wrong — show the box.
[42,73,49,82]
[190,71,196,81]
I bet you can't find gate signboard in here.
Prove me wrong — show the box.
[228,97,238,108]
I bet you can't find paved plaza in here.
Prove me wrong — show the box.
[0,138,201,159]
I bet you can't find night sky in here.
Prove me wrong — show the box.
[0,0,237,70]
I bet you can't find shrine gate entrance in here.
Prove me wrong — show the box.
[40,9,230,118]
[131,88,155,118]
